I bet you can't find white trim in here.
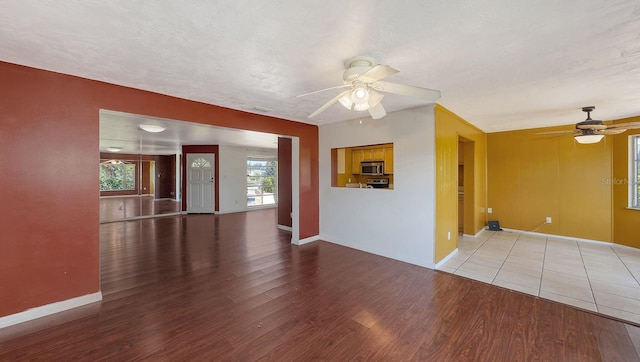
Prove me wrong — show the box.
[246,204,278,211]
[0,292,102,329]
[463,228,485,238]
[629,135,635,208]
[501,228,612,245]
[435,248,458,269]
[294,235,320,245]
[291,137,300,245]
[277,224,292,232]
[612,242,640,252]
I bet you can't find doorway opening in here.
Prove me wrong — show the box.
[99,109,301,243]
[458,136,475,238]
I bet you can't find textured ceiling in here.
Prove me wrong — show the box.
[2,0,640,135]
[100,110,279,155]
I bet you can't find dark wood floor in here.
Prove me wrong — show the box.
[2,209,640,360]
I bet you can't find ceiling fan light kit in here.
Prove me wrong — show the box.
[298,55,441,120]
[574,134,605,144]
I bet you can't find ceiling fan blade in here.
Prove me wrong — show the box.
[308,89,351,118]
[608,122,640,130]
[373,81,441,101]
[368,102,386,119]
[358,64,399,83]
[368,89,384,107]
[297,84,350,98]
[599,128,627,135]
[533,130,580,135]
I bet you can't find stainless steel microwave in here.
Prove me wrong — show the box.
[361,161,384,176]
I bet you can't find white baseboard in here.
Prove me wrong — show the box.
[435,248,458,269]
[0,291,103,329]
[277,224,292,232]
[294,235,320,245]
[501,228,611,245]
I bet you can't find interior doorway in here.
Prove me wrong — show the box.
[99,109,301,244]
[458,136,475,237]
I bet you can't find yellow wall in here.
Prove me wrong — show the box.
[435,105,487,263]
[487,126,612,242]
[612,116,640,248]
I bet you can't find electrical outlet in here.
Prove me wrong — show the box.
[447,231,451,240]
[488,208,493,214]
[546,216,552,223]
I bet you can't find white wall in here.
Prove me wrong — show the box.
[319,106,436,268]
[218,145,277,214]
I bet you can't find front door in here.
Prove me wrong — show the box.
[187,153,215,213]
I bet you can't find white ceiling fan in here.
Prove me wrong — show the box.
[297,56,441,120]
[536,106,640,144]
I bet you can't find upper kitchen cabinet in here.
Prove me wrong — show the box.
[350,144,393,175]
[352,150,364,174]
[372,148,385,161]
[384,147,393,174]
[332,143,394,189]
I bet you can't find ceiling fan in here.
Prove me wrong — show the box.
[297,56,441,120]
[537,106,640,144]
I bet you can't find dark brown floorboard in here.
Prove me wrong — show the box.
[1,208,640,360]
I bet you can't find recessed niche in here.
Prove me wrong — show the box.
[331,143,394,189]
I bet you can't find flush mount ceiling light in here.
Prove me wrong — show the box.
[574,134,604,144]
[139,124,165,133]
[107,146,122,152]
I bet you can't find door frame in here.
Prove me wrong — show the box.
[186,153,215,213]
[182,146,219,213]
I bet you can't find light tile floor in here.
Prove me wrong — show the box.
[438,230,640,325]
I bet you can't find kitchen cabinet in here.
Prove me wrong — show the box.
[351,145,394,174]
[384,147,393,174]
[361,149,373,161]
[352,150,363,174]
[371,148,385,161]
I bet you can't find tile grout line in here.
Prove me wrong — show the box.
[490,233,520,284]
[576,241,598,312]
[611,246,640,288]
[538,237,548,297]
[443,234,477,273]
[455,231,495,273]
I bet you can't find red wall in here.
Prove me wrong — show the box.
[0,61,319,318]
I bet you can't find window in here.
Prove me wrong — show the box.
[191,157,211,168]
[631,135,640,209]
[247,157,277,206]
[100,162,136,191]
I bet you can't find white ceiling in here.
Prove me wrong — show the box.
[2,0,640,147]
[100,110,279,155]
